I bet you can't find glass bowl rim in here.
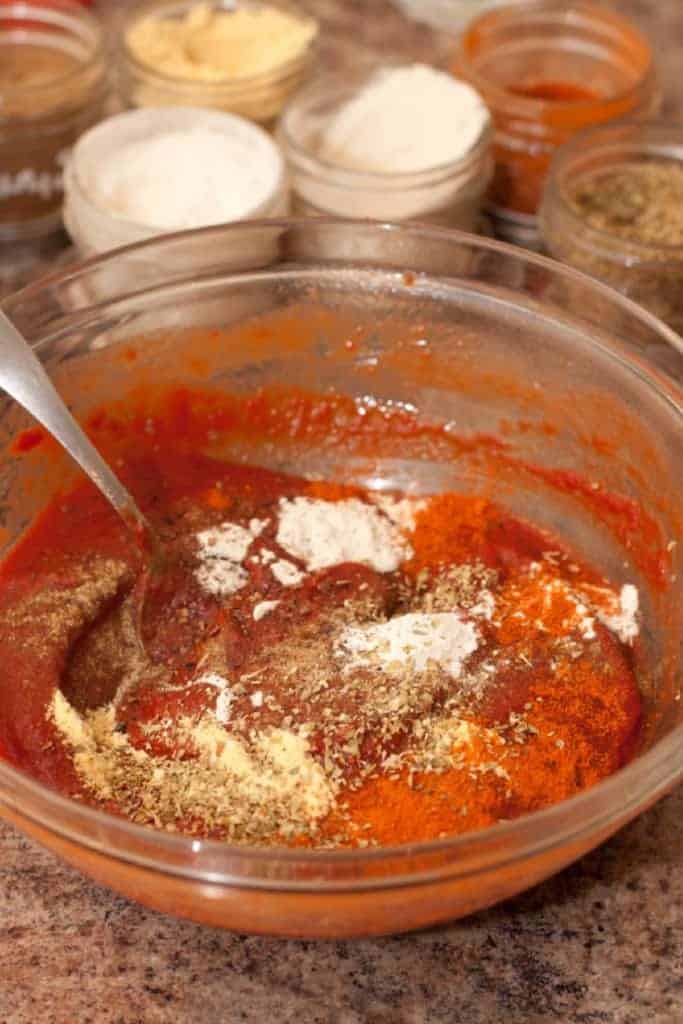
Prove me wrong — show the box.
[0,216,681,890]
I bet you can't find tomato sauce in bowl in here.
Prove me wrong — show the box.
[0,216,679,936]
[0,386,644,850]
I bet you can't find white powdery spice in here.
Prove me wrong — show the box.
[196,560,248,597]
[573,600,596,641]
[90,128,280,230]
[195,519,267,596]
[214,691,232,725]
[338,612,479,678]
[317,64,488,174]
[270,559,306,587]
[253,599,280,621]
[598,584,640,644]
[197,519,267,561]
[560,582,596,640]
[195,672,233,725]
[251,547,276,565]
[370,494,427,533]
[276,497,411,574]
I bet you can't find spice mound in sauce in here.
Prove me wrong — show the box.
[0,412,642,850]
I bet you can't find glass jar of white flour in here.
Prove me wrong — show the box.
[277,63,492,230]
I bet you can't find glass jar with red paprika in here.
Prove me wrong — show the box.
[454,0,660,247]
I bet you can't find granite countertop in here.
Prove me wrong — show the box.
[1,3,682,1022]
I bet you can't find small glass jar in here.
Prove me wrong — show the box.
[454,0,660,247]
[116,0,318,128]
[0,0,108,241]
[277,71,493,229]
[63,106,289,258]
[540,121,683,336]
[392,0,521,36]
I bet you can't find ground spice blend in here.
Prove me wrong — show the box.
[541,123,683,333]
[0,390,646,850]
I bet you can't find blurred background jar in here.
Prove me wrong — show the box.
[63,105,289,256]
[278,64,493,229]
[391,0,522,36]
[454,0,660,248]
[540,121,683,336]
[116,0,319,127]
[0,0,108,241]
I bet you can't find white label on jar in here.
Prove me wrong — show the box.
[0,147,70,204]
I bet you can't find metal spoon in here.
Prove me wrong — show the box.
[0,309,165,709]
[0,308,155,551]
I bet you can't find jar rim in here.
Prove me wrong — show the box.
[119,0,319,93]
[542,120,683,261]
[0,0,106,100]
[457,0,656,118]
[278,69,493,191]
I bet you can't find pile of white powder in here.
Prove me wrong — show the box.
[316,64,489,174]
[338,612,480,679]
[192,498,642,655]
[193,497,413,597]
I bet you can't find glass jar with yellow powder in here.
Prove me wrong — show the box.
[117,0,319,126]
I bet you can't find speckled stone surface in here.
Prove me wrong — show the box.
[1,793,682,1023]
[1,3,682,1022]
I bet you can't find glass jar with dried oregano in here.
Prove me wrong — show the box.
[540,122,683,334]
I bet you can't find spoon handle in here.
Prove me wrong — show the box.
[0,310,151,540]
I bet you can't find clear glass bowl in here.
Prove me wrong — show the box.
[0,219,681,938]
